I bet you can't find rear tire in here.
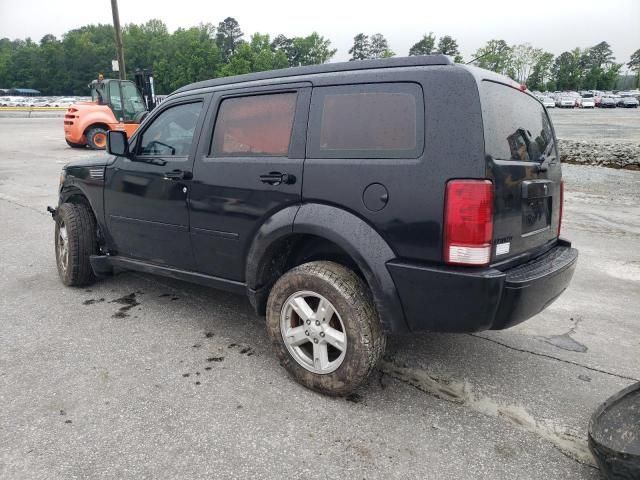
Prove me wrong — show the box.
[65,139,85,148]
[55,203,97,286]
[86,127,108,150]
[266,261,386,396]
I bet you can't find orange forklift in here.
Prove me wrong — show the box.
[64,68,156,149]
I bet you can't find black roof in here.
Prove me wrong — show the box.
[174,55,454,94]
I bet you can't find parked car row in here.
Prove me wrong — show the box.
[0,96,89,107]
[532,89,639,109]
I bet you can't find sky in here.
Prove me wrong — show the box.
[1,0,639,66]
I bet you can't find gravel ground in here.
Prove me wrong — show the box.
[1,118,639,479]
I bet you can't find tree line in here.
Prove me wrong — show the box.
[0,17,638,95]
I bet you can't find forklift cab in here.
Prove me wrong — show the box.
[90,79,147,123]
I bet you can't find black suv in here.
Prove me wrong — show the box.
[51,55,578,395]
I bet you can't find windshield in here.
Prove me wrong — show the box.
[120,82,146,121]
[105,81,146,122]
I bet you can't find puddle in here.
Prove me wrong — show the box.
[380,360,596,466]
[83,298,105,305]
[542,333,588,353]
[110,292,140,318]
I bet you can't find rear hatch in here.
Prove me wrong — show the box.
[480,80,562,265]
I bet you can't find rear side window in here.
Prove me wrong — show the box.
[211,93,297,157]
[308,83,424,159]
[481,81,554,162]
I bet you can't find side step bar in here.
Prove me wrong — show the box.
[89,255,246,295]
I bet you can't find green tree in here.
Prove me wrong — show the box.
[526,51,554,90]
[271,34,297,66]
[349,33,370,61]
[472,39,512,75]
[552,49,583,90]
[628,48,640,88]
[581,41,621,90]
[510,44,543,83]
[219,33,288,77]
[59,24,116,93]
[123,19,171,75]
[216,17,243,63]
[291,32,336,66]
[408,33,435,56]
[436,35,460,57]
[154,25,221,92]
[369,33,394,59]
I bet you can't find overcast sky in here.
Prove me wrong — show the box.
[1,0,639,66]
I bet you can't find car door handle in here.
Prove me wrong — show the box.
[164,169,193,180]
[259,172,295,186]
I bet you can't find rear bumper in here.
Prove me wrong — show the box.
[387,240,578,333]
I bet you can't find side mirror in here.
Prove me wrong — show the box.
[107,130,129,157]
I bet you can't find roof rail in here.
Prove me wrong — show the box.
[174,55,454,94]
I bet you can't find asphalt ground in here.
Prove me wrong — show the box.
[0,117,639,479]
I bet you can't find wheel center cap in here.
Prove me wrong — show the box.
[309,322,322,336]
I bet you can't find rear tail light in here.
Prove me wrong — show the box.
[558,180,564,236]
[444,180,494,266]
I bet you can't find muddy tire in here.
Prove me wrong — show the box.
[65,139,85,148]
[55,203,97,286]
[85,127,108,150]
[266,261,386,396]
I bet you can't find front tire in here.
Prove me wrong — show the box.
[55,203,97,286]
[266,261,386,396]
[85,127,108,150]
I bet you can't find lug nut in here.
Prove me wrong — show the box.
[313,338,319,344]
[320,332,325,337]
[305,330,309,336]
[315,320,320,326]
[306,320,311,325]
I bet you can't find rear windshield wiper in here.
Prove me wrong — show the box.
[537,142,556,172]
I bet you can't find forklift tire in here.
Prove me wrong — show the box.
[86,127,108,150]
[65,139,85,148]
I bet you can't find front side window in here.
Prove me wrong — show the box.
[211,93,297,157]
[138,102,202,157]
[308,83,423,159]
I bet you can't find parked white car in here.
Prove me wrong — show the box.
[577,96,595,108]
[5,96,28,106]
[541,96,555,108]
[52,97,77,107]
[556,96,576,108]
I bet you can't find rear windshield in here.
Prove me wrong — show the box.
[481,81,554,163]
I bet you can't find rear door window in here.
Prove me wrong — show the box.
[307,83,424,159]
[481,81,554,162]
[210,93,297,157]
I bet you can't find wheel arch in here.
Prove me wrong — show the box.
[246,203,409,333]
[59,184,105,248]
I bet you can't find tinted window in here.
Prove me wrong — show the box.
[481,81,554,162]
[308,83,423,159]
[138,102,202,157]
[211,93,297,157]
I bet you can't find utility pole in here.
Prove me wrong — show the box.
[111,0,126,80]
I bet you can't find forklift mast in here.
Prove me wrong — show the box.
[134,68,156,111]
